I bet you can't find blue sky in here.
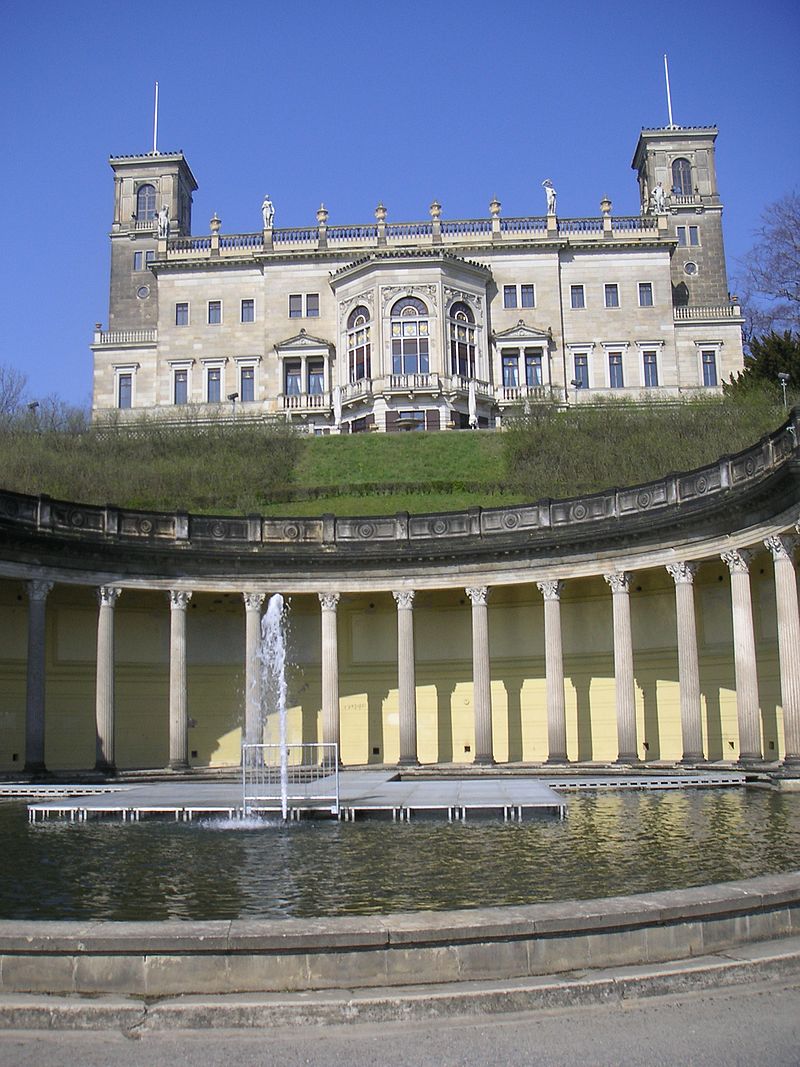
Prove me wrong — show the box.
[1,0,798,407]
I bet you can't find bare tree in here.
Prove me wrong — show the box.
[0,365,27,419]
[737,192,800,338]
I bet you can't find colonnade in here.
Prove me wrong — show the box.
[18,532,800,772]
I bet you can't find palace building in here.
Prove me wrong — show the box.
[92,123,744,431]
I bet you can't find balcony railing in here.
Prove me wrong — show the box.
[280,391,331,411]
[674,304,742,320]
[497,384,555,403]
[93,328,157,345]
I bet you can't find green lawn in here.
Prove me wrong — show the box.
[0,394,790,516]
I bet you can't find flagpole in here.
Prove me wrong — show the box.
[152,81,159,154]
[663,54,675,128]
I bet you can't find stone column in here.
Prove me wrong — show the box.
[95,586,122,773]
[243,593,266,748]
[537,580,568,763]
[604,572,639,763]
[765,535,800,764]
[25,579,53,773]
[168,589,192,771]
[319,593,341,758]
[666,563,704,762]
[466,586,493,764]
[721,550,762,762]
[393,590,418,766]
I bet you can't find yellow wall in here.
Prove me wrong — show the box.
[0,556,790,771]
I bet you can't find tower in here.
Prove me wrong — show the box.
[632,127,730,307]
[106,152,197,330]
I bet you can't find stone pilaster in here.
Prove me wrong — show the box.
[168,589,192,771]
[393,590,418,766]
[95,586,121,773]
[466,586,493,764]
[765,535,800,764]
[537,580,568,763]
[604,572,639,763]
[242,593,266,748]
[319,593,341,757]
[666,563,704,762]
[25,580,53,773]
[721,550,762,762]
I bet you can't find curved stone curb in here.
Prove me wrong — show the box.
[0,872,798,998]
[0,936,798,1031]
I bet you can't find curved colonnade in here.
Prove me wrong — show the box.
[1,410,799,774]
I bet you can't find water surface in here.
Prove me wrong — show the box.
[2,789,799,921]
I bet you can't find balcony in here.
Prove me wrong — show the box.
[674,304,742,322]
[92,328,157,346]
[280,391,332,413]
[497,384,557,405]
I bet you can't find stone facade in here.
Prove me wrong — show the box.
[92,125,744,432]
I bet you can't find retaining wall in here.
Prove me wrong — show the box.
[1,872,798,996]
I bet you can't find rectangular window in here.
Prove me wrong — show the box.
[573,354,589,388]
[503,285,517,309]
[118,373,132,409]
[175,302,189,326]
[702,350,718,387]
[525,348,543,386]
[174,369,188,405]
[689,225,700,246]
[520,284,535,308]
[604,283,620,308]
[306,293,320,317]
[609,352,624,388]
[308,360,324,395]
[570,284,585,309]
[502,351,519,388]
[133,251,143,271]
[240,366,255,402]
[677,226,687,246]
[241,299,255,323]
[638,282,654,307]
[285,361,302,396]
[288,294,303,318]
[207,367,221,404]
[643,351,659,387]
[145,250,155,266]
[208,300,221,325]
[398,410,426,431]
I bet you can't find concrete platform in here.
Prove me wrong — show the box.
[21,772,568,823]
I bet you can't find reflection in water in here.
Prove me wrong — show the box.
[2,789,799,921]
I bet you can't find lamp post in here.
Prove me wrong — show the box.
[778,372,790,411]
[227,392,238,420]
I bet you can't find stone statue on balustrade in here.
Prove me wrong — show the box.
[542,179,557,215]
[262,194,275,229]
[157,205,170,238]
[650,181,667,214]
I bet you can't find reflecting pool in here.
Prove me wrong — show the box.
[2,789,799,921]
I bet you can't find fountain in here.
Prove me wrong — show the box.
[253,593,290,819]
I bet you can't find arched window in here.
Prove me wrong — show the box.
[448,301,476,378]
[390,297,429,376]
[671,158,692,197]
[136,183,157,221]
[347,305,371,382]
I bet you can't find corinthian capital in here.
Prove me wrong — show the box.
[466,586,489,607]
[393,590,415,610]
[97,585,122,607]
[721,549,752,574]
[243,592,266,612]
[764,534,798,562]
[27,579,54,602]
[666,562,698,585]
[318,592,340,612]
[603,572,632,595]
[168,589,193,609]
[536,579,564,601]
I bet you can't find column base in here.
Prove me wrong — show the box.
[738,755,766,767]
[473,755,495,766]
[169,759,190,772]
[545,756,570,765]
[615,755,641,765]
[680,754,707,765]
[397,757,420,767]
[94,760,116,776]
[23,761,47,775]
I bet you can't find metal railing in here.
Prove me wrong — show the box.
[242,743,339,817]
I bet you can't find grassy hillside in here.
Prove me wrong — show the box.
[0,395,789,516]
